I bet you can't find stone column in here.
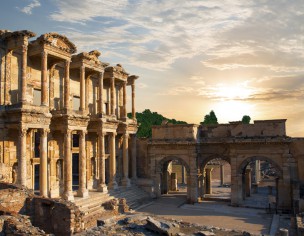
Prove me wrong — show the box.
[18,128,27,186]
[41,51,48,106]
[98,72,104,115]
[63,130,74,200]
[77,130,88,197]
[80,65,85,111]
[181,166,185,184]
[245,168,252,197]
[97,131,107,192]
[39,129,49,197]
[110,76,115,116]
[220,164,225,186]
[131,134,137,181]
[205,167,212,194]
[64,60,70,110]
[122,132,130,186]
[131,82,135,119]
[20,44,28,103]
[123,81,127,119]
[255,160,261,184]
[109,132,117,189]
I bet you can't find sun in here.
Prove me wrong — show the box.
[213,84,254,101]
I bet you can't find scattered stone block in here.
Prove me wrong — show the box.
[197,230,215,236]
[145,216,180,235]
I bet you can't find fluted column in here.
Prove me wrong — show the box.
[131,82,135,119]
[63,130,74,200]
[122,132,130,186]
[41,51,48,106]
[110,76,115,116]
[20,44,28,103]
[40,129,49,197]
[131,134,137,181]
[18,128,27,186]
[97,131,107,192]
[98,72,104,115]
[80,66,85,112]
[64,60,70,110]
[123,81,127,119]
[109,132,117,189]
[77,130,88,197]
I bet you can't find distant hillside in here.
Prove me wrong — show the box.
[127,109,187,138]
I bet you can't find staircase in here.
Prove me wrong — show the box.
[108,185,152,210]
[74,191,114,229]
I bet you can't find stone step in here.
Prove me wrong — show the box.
[76,195,112,209]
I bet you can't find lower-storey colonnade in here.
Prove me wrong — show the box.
[16,126,137,201]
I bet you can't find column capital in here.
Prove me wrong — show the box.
[19,128,27,137]
[41,50,48,57]
[98,130,106,137]
[40,128,50,136]
[78,130,87,137]
[21,44,28,53]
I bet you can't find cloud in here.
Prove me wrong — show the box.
[49,0,253,69]
[19,0,41,15]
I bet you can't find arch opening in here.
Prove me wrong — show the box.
[240,157,282,209]
[200,157,231,201]
[159,157,189,196]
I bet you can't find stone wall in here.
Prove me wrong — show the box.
[31,197,83,235]
[200,119,287,139]
[152,124,199,141]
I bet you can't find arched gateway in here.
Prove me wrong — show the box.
[146,120,304,211]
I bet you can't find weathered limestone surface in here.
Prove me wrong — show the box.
[138,121,304,211]
[0,29,138,201]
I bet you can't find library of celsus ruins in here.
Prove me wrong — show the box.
[0,30,138,201]
[2,29,304,235]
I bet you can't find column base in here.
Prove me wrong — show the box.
[77,188,89,198]
[131,177,137,184]
[121,177,131,187]
[63,191,74,201]
[97,184,108,193]
[108,180,118,190]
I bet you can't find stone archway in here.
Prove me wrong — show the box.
[199,155,231,201]
[237,156,283,209]
[155,156,194,202]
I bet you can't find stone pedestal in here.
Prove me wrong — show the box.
[171,173,178,191]
[205,168,212,194]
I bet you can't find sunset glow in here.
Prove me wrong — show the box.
[1,1,303,136]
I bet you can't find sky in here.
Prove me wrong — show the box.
[0,0,304,136]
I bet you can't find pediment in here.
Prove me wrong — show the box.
[35,32,77,54]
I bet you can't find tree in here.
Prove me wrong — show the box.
[242,115,251,124]
[201,110,218,124]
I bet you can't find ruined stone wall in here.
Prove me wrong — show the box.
[152,124,198,141]
[200,119,287,139]
[31,197,83,235]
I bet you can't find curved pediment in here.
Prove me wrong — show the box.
[35,32,77,54]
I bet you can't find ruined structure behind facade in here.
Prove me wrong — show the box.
[0,30,138,200]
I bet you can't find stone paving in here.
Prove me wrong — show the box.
[138,193,273,235]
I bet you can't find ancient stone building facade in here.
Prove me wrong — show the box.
[138,120,304,211]
[0,30,138,201]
